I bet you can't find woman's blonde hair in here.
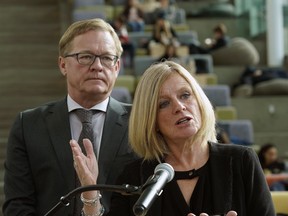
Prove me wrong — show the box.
[129,61,216,161]
[59,18,123,57]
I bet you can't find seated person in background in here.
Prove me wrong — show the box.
[206,23,230,52]
[216,126,231,144]
[153,0,178,24]
[235,66,288,87]
[121,0,145,32]
[157,44,197,74]
[258,143,288,191]
[112,16,135,68]
[214,106,231,144]
[139,0,160,14]
[157,43,178,62]
[150,11,180,48]
[71,61,275,216]
[189,23,230,54]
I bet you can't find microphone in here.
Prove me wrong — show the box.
[133,163,174,216]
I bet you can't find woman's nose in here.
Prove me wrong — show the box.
[173,100,186,113]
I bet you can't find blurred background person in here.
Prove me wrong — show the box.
[258,143,286,174]
[153,0,177,24]
[189,23,230,54]
[157,43,178,62]
[148,11,180,56]
[151,11,179,47]
[112,16,135,68]
[258,143,288,191]
[121,0,145,32]
[205,23,230,52]
[215,125,231,144]
[214,106,231,144]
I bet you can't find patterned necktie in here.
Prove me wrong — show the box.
[74,109,95,154]
[73,108,95,215]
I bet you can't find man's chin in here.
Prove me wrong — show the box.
[88,87,109,97]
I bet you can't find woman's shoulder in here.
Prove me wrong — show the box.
[209,142,255,158]
[117,158,158,185]
[209,142,261,171]
[123,158,158,171]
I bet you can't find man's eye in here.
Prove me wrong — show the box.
[101,55,113,61]
[79,54,93,60]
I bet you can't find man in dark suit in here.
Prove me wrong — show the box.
[3,18,137,216]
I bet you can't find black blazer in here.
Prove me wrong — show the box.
[108,143,275,216]
[3,97,137,216]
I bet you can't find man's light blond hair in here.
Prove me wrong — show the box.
[59,18,123,57]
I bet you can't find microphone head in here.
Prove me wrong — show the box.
[154,163,174,182]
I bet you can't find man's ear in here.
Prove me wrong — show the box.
[114,58,121,76]
[58,56,67,76]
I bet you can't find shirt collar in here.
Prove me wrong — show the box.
[67,94,109,113]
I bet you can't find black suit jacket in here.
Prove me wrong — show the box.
[108,143,275,216]
[3,97,137,216]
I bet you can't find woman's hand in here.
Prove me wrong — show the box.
[187,210,237,216]
[70,139,99,186]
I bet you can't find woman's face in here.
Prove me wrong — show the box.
[264,147,278,165]
[157,73,202,145]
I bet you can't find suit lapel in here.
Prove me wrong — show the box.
[97,98,129,184]
[45,99,75,190]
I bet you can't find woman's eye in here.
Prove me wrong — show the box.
[159,101,169,109]
[181,92,191,99]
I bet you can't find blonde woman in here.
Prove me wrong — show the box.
[71,61,275,216]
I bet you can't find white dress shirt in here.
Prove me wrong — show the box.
[67,95,108,158]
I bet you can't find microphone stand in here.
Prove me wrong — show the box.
[44,184,141,216]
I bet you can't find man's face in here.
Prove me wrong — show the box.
[59,30,120,107]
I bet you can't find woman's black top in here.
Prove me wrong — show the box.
[161,159,223,216]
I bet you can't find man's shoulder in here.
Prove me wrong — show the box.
[21,98,66,116]
[109,97,132,113]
